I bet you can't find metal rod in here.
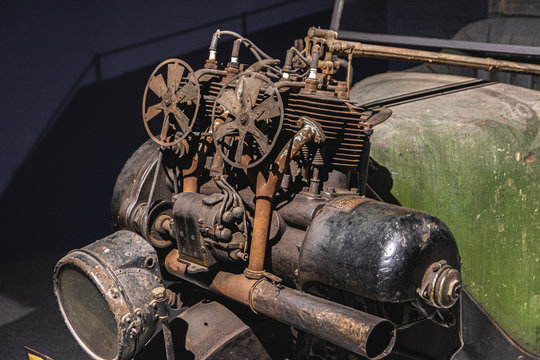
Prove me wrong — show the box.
[152,287,175,360]
[328,38,540,75]
[305,27,540,76]
[338,30,540,59]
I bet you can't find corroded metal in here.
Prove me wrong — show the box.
[246,117,324,277]
[175,301,271,359]
[142,58,200,146]
[306,27,540,76]
[164,249,396,359]
[211,71,284,169]
[55,26,523,359]
[53,231,163,360]
[418,260,462,309]
[250,280,395,360]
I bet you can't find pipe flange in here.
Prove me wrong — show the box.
[418,260,462,308]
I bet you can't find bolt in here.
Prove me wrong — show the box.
[152,287,167,301]
[110,289,119,299]
[200,246,206,253]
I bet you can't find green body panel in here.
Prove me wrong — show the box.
[351,72,540,354]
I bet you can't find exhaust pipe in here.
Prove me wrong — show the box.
[165,250,396,359]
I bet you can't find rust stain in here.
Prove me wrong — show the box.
[500,114,507,122]
[477,119,492,126]
[524,152,536,163]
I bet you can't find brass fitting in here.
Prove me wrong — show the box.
[418,260,462,308]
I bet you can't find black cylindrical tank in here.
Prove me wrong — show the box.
[298,196,460,303]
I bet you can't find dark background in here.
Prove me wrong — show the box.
[0,1,488,359]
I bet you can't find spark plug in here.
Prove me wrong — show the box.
[230,39,241,68]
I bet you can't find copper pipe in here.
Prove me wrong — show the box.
[165,250,255,305]
[246,196,272,275]
[182,138,212,193]
[164,249,395,359]
[246,117,325,277]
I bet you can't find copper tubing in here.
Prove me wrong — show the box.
[165,250,255,305]
[182,138,212,193]
[327,38,540,75]
[246,196,273,274]
[246,118,325,276]
[164,249,395,359]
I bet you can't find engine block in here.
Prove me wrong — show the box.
[53,27,471,360]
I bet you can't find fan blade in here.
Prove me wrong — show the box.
[214,121,238,141]
[148,74,167,97]
[177,78,198,103]
[234,131,247,163]
[145,104,162,122]
[253,96,281,120]
[160,116,170,141]
[172,107,191,133]
[217,89,241,117]
[242,76,262,109]
[167,63,185,92]
[249,125,270,154]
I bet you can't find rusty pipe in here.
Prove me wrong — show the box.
[164,250,395,359]
[182,138,212,193]
[327,38,540,75]
[246,196,273,276]
[246,117,325,277]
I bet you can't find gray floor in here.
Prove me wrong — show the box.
[0,255,90,360]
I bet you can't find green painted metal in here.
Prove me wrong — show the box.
[351,72,540,354]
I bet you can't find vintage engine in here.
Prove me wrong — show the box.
[53,28,466,360]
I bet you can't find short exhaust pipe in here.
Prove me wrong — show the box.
[165,250,395,359]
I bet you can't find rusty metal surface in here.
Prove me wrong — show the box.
[53,231,163,360]
[176,301,271,360]
[251,280,395,359]
[211,71,284,169]
[247,117,325,276]
[418,260,462,309]
[304,27,540,76]
[164,249,395,359]
[55,25,537,359]
[283,91,376,167]
[329,39,540,75]
[142,58,200,146]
